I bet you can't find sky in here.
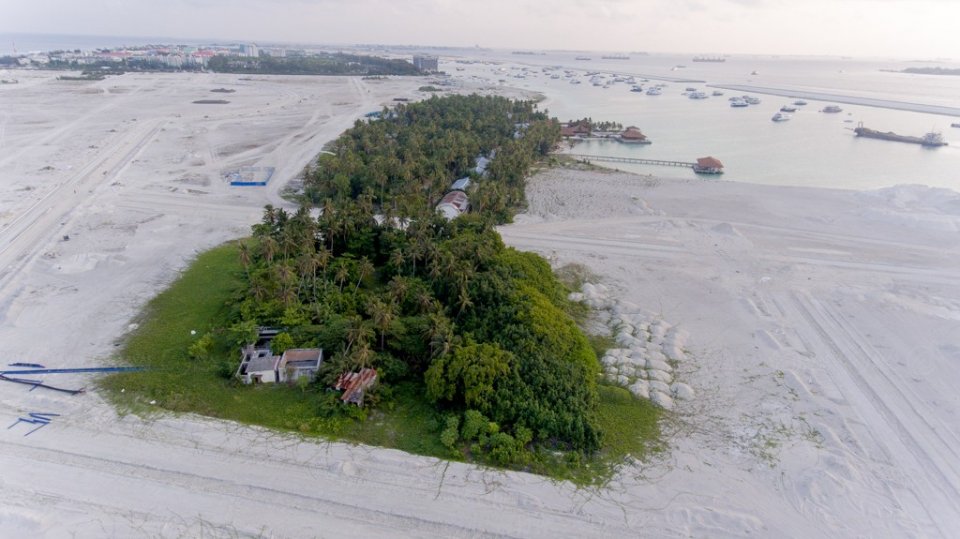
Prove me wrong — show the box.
[2,0,959,59]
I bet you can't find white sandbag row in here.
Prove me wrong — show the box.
[574,283,696,410]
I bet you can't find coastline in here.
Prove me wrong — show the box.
[1,71,959,537]
[709,83,960,116]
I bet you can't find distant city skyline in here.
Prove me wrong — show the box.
[3,0,959,60]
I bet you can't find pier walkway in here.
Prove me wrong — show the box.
[568,154,695,168]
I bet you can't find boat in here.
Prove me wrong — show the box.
[645,87,662,95]
[750,70,759,75]
[853,123,948,147]
[693,56,726,62]
[712,90,724,96]
[780,105,798,112]
[601,55,630,60]
[630,85,644,92]
[951,123,960,128]
[744,96,761,105]
[771,112,791,122]
[685,87,698,92]
[575,56,591,61]
[821,105,843,113]
[688,91,708,99]
[794,100,808,106]
[730,98,748,107]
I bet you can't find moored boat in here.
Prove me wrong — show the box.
[853,123,948,147]
[771,112,791,122]
[821,105,843,113]
[780,105,798,112]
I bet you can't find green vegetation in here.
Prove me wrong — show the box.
[566,117,624,132]
[207,53,421,76]
[104,94,660,482]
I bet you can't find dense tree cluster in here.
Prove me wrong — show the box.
[303,94,560,223]
[207,53,421,76]
[230,95,602,454]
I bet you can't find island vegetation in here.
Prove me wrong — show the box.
[206,53,422,76]
[898,67,960,76]
[103,94,660,483]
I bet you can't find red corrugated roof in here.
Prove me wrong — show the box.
[334,368,378,405]
[697,156,723,168]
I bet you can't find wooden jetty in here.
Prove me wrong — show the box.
[568,153,695,168]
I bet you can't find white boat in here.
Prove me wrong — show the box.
[712,90,724,96]
[794,100,808,106]
[645,87,661,95]
[630,85,644,92]
[744,96,761,105]
[771,112,791,122]
[688,91,708,99]
[780,105,798,112]
[821,105,843,113]
[730,98,748,107]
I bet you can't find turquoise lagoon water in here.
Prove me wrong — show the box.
[453,51,960,190]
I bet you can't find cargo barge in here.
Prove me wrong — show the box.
[853,123,948,147]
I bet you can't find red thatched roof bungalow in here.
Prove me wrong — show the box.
[693,156,724,174]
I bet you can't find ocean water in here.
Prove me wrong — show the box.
[0,32,200,55]
[454,51,960,191]
[3,35,959,191]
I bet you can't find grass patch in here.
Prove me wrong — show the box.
[101,241,661,484]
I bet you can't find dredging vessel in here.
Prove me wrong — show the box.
[853,123,948,147]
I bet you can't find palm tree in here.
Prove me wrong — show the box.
[425,313,454,359]
[389,248,405,275]
[387,276,409,304]
[260,236,278,264]
[334,260,350,293]
[354,256,374,294]
[238,240,251,277]
[367,298,397,350]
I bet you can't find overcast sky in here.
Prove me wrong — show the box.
[3,0,958,59]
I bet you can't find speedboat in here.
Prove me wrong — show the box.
[771,112,791,122]
[630,85,644,92]
[780,105,798,112]
[744,96,761,105]
[688,91,708,99]
[645,87,661,95]
[730,98,748,107]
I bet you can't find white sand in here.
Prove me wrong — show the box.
[2,73,960,537]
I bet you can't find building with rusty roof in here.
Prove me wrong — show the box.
[334,368,378,406]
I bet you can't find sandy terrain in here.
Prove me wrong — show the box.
[2,72,959,537]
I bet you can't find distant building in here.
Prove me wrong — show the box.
[693,156,724,174]
[240,44,260,58]
[450,177,471,191]
[619,126,650,144]
[436,190,470,220]
[412,54,438,72]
